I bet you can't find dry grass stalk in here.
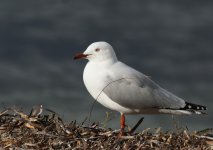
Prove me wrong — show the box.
[0,107,211,149]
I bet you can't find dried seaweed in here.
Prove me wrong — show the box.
[0,107,212,149]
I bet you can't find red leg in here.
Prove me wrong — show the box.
[120,113,125,136]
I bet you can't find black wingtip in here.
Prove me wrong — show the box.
[182,102,207,111]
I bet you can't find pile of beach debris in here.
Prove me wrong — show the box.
[0,106,212,149]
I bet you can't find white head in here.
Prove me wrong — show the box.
[74,42,118,63]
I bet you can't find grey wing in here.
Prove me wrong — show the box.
[102,65,186,110]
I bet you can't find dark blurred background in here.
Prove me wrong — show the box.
[0,0,212,131]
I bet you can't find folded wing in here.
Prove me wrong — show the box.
[102,62,186,110]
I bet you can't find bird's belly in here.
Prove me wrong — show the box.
[94,90,136,114]
[83,63,140,114]
[84,86,139,114]
[83,78,132,113]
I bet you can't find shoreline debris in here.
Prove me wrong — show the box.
[0,107,212,149]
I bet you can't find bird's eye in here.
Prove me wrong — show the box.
[95,48,100,52]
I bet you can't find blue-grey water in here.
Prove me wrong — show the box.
[0,0,212,131]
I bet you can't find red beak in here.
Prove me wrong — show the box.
[73,53,90,60]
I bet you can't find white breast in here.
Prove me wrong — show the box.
[83,62,105,99]
[83,62,134,113]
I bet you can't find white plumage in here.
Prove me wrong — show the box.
[74,41,206,134]
[75,42,206,115]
